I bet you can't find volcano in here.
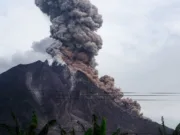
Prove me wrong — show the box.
[0,0,174,134]
[0,60,172,135]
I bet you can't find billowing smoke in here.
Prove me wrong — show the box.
[35,0,103,66]
[34,0,141,112]
[32,37,56,54]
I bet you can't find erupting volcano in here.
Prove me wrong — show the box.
[0,0,173,135]
[34,0,124,101]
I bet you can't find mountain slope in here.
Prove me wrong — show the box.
[0,60,172,135]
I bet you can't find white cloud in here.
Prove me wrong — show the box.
[0,0,50,58]
[94,0,180,128]
[0,49,50,73]
[0,0,180,128]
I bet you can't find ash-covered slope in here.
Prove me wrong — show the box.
[0,60,172,135]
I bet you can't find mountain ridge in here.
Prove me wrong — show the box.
[0,60,173,135]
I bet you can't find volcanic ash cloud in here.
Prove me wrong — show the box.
[35,0,103,67]
[34,0,141,113]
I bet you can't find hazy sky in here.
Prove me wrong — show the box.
[0,0,180,128]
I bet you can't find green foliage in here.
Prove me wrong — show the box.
[172,123,180,135]
[58,126,77,135]
[11,111,21,135]
[60,128,67,135]
[0,111,56,135]
[58,114,121,135]
[112,128,121,135]
[84,114,119,135]
[84,128,93,135]
[0,111,23,135]
[0,112,124,135]
[27,111,38,135]
[0,123,15,135]
[159,116,180,135]
[69,128,75,135]
[38,119,56,135]
[7,111,180,135]
[99,117,106,135]
[92,114,100,135]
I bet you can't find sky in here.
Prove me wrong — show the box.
[0,0,180,128]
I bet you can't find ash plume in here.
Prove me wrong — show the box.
[34,0,126,105]
[32,0,142,114]
[35,0,103,66]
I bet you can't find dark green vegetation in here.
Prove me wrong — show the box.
[0,111,122,135]
[0,111,56,135]
[0,111,179,135]
[159,117,180,135]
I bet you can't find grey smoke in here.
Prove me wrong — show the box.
[35,0,103,63]
[32,37,56,53]
[32,37,64,58]
[0,38,54,74]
